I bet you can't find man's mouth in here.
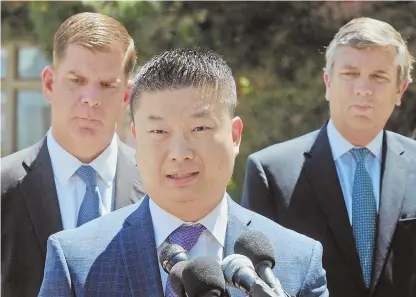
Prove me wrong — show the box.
[167,172,199,179]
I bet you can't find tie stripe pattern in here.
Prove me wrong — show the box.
[351,148,377,288]
[76,165,103,227]
[165,224,206,297]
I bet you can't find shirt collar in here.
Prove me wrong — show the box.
[46,128,118,186]
[327,119,383,161]
[149,195,228,249]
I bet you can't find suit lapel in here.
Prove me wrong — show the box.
[18,139,63,255]
[114,143,145,210]
[303,125,363,281]
[224,196,253,297]
[370,132,408,294]
[119,195,251,297]
[119,196,164,297]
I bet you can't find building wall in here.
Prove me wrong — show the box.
[0,41,134,157]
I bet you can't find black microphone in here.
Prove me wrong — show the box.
[182,257,228,297]
[159,243,191,274]
[169,261,188,297]
[221,254,270,295]
[234,230,290,297]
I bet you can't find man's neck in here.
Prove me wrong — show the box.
[153,194,225,223]
[332,120,382,147]
[50,129,112,164]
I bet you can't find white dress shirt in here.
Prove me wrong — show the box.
[149,196,228,293]
[327,119,382,225]
[47,129,118,230]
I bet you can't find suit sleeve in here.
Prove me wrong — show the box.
[299,241,329,297]
[241,154,277,221]
[38,235,74,297]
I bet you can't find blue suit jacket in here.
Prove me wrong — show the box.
[38,196,328,297]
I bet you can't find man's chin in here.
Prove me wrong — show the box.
[348,115,375,130]
[73,127,101,139]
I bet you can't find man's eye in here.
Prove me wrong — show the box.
[373,75,388,82]
[193,126,209,132]
[101,82,114,88]
[150,130,165,134]
[341,72,358,77]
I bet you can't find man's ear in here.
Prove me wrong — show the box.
[231,117,243,156]
[123,80,132,106]
[42,65,55,104]
[395,79,409,107]
[323,73,331,102]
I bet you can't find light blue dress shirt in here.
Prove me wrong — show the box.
[327,119,382,225]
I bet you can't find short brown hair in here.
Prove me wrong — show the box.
[324,17,415,84]
[53,12,136,76]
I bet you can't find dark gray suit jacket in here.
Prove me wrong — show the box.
[1,138,146,297]
[241,124,416,297]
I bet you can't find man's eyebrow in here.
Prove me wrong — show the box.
[66,71,122,83]
[191,108,212,118]
[373,70,390,75]
[67,70,84,77]
[146,107,213,121]
[339,64,359,70]
[147,115,164,121]
[339,65,390,75]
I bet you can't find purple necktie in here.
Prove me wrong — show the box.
[165,224,206,297]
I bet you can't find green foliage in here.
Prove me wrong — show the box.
[2,1,415,201]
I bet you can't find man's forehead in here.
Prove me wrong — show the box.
[335,45,397,61]
[334,46,398,69]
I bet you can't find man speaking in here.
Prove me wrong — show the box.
[38,48,329,297]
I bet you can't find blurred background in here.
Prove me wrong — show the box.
[1,1,415,201]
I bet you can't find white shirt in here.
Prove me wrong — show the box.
[149,196,228,293]
[47,129,118,230]
[327,119,382,224]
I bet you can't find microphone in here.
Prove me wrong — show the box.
[169,261,188,297]
[221,254,270,295]
[159,243,191,274]
[234,230,290,297]
[182,257,228,297]
[249,283,281,297]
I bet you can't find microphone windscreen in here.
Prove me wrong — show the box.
[159,243,189,273]
[169,261,188,297]
[234,230,276,268]
[182,257,226,297]
[221,254,254,285]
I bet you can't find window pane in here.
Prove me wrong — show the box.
[1,47,7,78]
[18,47,50,79]
[1,91,7,154]
[17,91,50,150]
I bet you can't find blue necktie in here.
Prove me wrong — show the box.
[351,148,377,288]
[76,165,103,227]
[164,224,206,297]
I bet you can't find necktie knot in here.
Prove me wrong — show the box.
[351,148,369,164]
[167,224,206,252]
[76,165,97,187]
[165,224,206,296]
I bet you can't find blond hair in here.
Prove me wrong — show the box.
[53,12,136,76]
[324,17,415,84]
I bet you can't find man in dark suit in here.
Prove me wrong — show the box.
[37,48,329,297]
[242,17,416,297]
[1,12,145,297]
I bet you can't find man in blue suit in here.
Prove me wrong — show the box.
[38,48,329,297]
